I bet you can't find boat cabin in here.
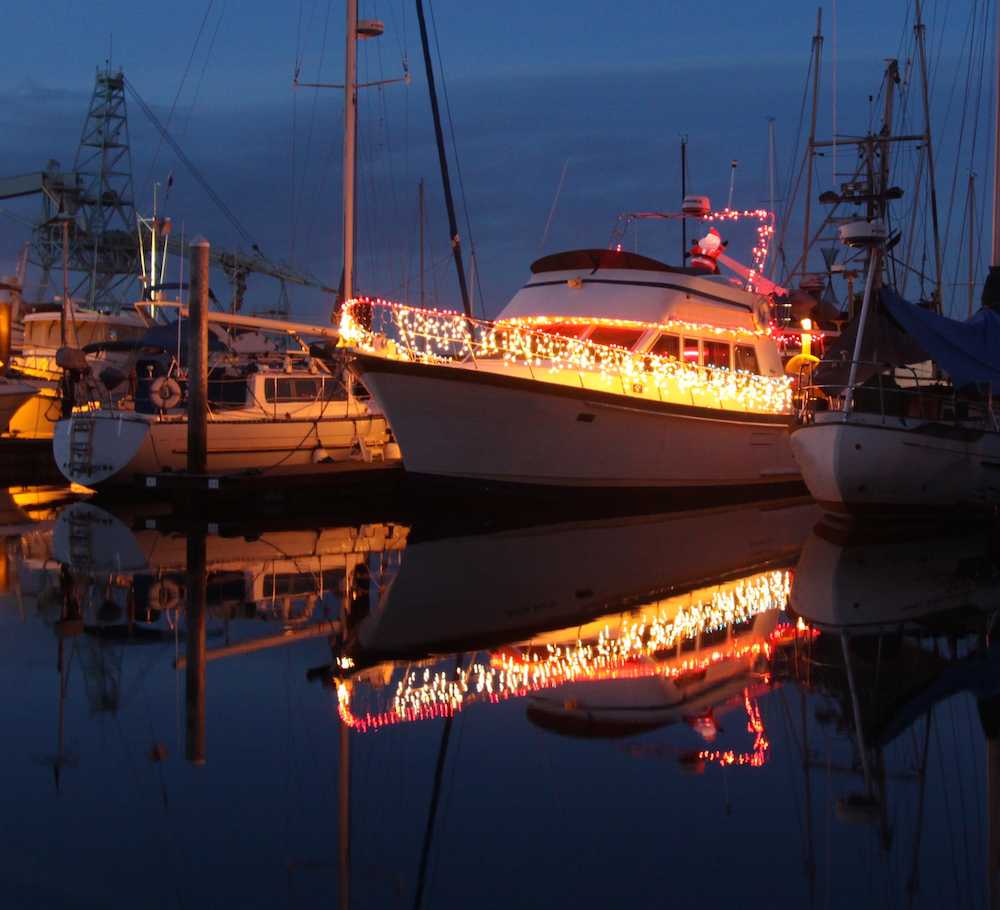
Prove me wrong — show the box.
[495,249,782,378]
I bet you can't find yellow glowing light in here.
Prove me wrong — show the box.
[341,300,793,415]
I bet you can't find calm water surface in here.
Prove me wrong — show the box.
[0,486,995,909]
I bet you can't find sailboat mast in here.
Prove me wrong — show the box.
[914,0,943,312]
[994,2,1000,270]
[681,136,687,261]
[342,0,359,302]
[802,8,823,281]
[419,179,425,308]
[415,0,472,316]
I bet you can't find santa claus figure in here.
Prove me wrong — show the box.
[688,227,728,273]
[683,707,723,743]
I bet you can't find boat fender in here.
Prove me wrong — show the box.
[149,376,182,410]
[148,579,181,611]
[312,446,334,464]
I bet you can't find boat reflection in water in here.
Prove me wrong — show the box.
[325,497,819,771]
[788,517,1000,906]
[49,500,409,656]
[9,487,1000,906]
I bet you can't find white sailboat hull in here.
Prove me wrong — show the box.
[354,355,800,491]
[791,413,1000,515]
[53,409,392,486]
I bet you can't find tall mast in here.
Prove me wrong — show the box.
[415,0,471,316]
[680,136,687,260]
[914,0,943,312]
[977,0,1000,311]
[342,0,359,303]
[419,179,425,308]
[994,0,1000,270]
[802,8,824,280]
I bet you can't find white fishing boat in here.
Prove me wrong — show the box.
[51,307,398,487]
[342,203,800,496]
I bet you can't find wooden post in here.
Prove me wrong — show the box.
[185,527,207,765]
[188,237,210,475]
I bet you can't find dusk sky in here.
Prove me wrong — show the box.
[0,0,992,321]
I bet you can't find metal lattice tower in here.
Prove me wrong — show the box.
[31,68,140,311]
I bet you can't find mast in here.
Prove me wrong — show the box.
[914,0,943,312]
[339,4,387,304]
[681,136,688,261]
[980,0,1000,310]
[342,0,359,303]
[415,0,472,316]
[802,9,824,280]
[971,173,978,318]
[419,179,425,308]
[767,119,778,280]
[994,0,1000,271]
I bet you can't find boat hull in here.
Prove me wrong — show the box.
[0,382,41,435]
[791,414,1000,515]
[352,354,800,492]
[53,410,393,486]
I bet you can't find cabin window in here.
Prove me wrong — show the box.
[683,337,701,364]
[648,333,680,360]
[265,377,330,402]
[537,323,587,338]
[585,326,645,350]
[704,340,731,369]
[734,344,759,374]
[264,568,345,599]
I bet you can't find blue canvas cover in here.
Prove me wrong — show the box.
[881,288,1000,389]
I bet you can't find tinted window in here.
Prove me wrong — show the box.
[734,344,759,374]
[538,323,587,338]
[586,326,645,350]
[265,377,324,402]
[683,337,700,364]
[704,340,730,369]
[648,333,680,359]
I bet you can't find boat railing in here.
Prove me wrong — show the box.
[341,298,792,414]
[795,360,995,428]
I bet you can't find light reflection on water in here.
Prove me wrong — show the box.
[0,487,996,908]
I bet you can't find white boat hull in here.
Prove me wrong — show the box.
[53,409,393,486]
[353,355,799,492]
[790,520,1000,632]
[791,413,1000,515]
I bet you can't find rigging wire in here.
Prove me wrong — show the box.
[137,0,218,210]
[426,0,482,313]
[164,0,230,215]
[293,0,339,289]
[125,79,259,250]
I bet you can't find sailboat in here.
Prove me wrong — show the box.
[50,6,404,490]
[790,19,1000,517]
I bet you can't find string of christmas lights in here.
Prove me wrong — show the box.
[341,299,792,415]
[337,570,791,734]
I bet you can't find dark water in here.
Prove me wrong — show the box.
[0,486,995,909]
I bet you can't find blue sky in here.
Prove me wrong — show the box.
[0,0,992,320]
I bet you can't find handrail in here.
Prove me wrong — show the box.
[795,360,994,428]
